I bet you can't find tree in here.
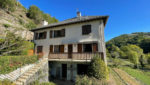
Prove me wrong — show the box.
[0,31,27,56]
[140,38,150,53]
[128,51,139,68]
[88,56,109,80]
[27,5,43,24]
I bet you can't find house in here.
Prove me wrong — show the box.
[30,12,109,81]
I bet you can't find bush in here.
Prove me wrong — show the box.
[0,55,38,74]
[146,53,150,64]
[88,56,109,80]
[3,24,10,28]
[0,0,17,12]
[75,75,108,85]
[25,21,36,30]
[112,58,122,67]
[0,79,15,85]
[30,80,56,85]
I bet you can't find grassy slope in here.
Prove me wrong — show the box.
[0,55,37,74]
[121,67,150,85]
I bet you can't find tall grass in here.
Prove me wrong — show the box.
[121,67,150,85]
[0,55,38,74]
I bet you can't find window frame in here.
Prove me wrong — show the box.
[82,25,92,35]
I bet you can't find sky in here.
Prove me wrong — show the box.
[19,0,150,41]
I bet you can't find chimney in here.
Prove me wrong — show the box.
[77,11,81,17]
[42,20,48,26]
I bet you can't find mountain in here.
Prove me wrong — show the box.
[106,32,150,53]
[0,0,58,40]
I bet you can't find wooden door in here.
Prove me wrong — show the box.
[50,45,53,53]
[62,64,67,79]
[78,44,82,53]
[68,44,73,58]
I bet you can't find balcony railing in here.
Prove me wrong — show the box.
[48,52,103,61]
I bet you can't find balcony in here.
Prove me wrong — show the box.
[48,52,103,62]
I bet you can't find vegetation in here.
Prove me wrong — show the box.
[0,31,33,56]
[75,75,107,85]
[0,79,15,85]
[3,24,11,28]
[88,56,109,80]
[0,55,38,74]
[30,80,56,85]
[0,0,17,12]
[121,67,150,85]
[27,5,58,24]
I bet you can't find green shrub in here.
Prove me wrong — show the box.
[146,53,150,64]
[18,18,24,25]
[112,58,122,67]
[0,79,15,85]
[30,80,56,85]
[25,21,36,30]
[0,0,17,12]
[3,24,10,28]
[88,56,109,80]
[0,55,38,74]
[75,75,107,85]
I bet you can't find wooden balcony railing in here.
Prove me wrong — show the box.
[48,52,103,61]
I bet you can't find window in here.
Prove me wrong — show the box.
[82,25,91,35]
[54,45,60,53]
[35,31,47,40]
[83,44,92,52]
[50,29,65,38]
[37,46,43,53]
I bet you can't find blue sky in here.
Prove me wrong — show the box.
[19,0,150,41]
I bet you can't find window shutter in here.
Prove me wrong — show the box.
[78,44,82,53]
[50,30,53,38]
[60,45,64,53]
[93,43,98,52]
[50,45,53,53]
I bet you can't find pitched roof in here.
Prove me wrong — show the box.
[30,16,109,31]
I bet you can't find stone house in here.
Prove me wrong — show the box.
[30,12,109,81]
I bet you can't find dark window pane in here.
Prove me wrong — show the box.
[82,25,91,35]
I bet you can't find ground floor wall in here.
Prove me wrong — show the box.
[49,61,89,81]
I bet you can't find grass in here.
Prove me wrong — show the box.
[0,55,38,74]
[121,67,150,85]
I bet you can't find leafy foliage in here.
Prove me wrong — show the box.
[0,79,15,85]
[88,56,109,80]
[27,5,58,24]
[30,80,56,85]
[75,75,108,85]
[0,31,34,56]
[0,0,17,12]
[106,32,150,53]
[0,55,38,74]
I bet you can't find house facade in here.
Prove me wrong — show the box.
[31,12,109,81]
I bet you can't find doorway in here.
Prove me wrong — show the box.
[62,64,67,79]
[68,44,73,58]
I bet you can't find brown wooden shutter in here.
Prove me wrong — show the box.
[37,46,43,53]
[93,43,98,52]
[50,45,53,53]
[35,33,38,40]
[78,44,82,53]
[60,45,64,53]
[50,30,53,38]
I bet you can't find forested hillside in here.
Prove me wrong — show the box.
[107,32,150,53]
[0,0,58,40]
